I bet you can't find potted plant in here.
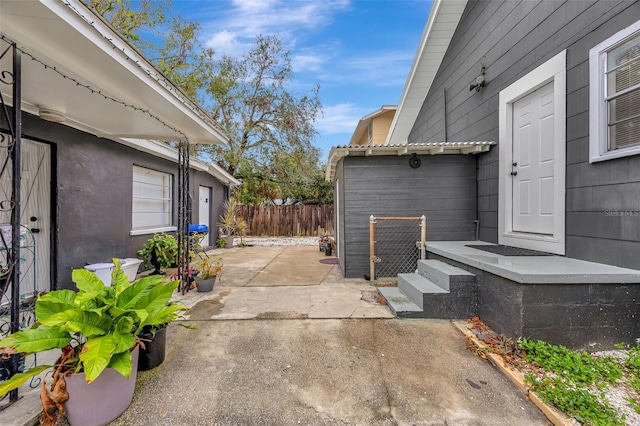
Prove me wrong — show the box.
[0,260,185,426]
[137,232,178,275]
[218,198,238,248]
[319,235,334,256]
[137,324,168,372]
[194,256,223,292]
[215,236,227,249]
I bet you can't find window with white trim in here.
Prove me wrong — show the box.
[132,166,173,232]
[590,19,640,162]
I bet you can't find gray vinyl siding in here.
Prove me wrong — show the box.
[409,0,640,269]
[334,159,346,273]
[340,155,476,278]
[9,111,228,290]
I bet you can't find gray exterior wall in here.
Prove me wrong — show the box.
[409,0,640,269]
[334,159,346,273]
[11,111,228,290]
[340,154,477,278]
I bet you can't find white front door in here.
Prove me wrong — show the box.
[198,186,211,247]
[512,82,555,235]
[498,50,566,255]
[0,137,51,297]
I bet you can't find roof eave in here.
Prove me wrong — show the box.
[325,142,495,181]
[0,0,229,146]
[385,0,468,146]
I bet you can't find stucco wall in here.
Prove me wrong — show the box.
[409,0,640,269]
[12,111,228,290]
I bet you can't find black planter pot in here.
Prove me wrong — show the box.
[138,327,167,371]
[149,251,165,275]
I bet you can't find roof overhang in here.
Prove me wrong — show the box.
[119,139,240,186]
[325,141,495,181]
[385,0,468,145]
[0,0,228,146]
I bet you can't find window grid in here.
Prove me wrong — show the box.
[604,33,640,151]
[132,166,173,231]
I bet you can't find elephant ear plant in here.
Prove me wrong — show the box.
[0,259,185,423]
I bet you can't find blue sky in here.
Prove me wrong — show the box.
[174,0,432,160]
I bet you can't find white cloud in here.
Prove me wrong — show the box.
[291,53,326,73]
[315,103,368,135]
[204,30,247,56]
[201,0,350,57]
[332,51,415,88]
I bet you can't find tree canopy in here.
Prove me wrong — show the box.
[88,0,333,204]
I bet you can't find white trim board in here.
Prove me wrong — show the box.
[498,50,566,255]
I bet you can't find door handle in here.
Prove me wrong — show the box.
[510,171,518,176]
[30,228,40,233]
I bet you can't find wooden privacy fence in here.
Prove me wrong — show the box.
[237,205,334,237]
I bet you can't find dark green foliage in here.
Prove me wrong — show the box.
[520,338,625,426]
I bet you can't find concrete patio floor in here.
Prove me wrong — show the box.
[109,319,548,426]
[175,245,395,320]
[4,244,549,425]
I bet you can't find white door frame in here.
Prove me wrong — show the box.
[198,186,211,247]
[498,50,566,255]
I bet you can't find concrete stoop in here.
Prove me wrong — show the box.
[378,259,477,319]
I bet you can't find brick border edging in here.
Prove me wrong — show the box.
[451,320,576,426]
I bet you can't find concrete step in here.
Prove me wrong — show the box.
[417,259,475,291]
[377,287,423,318]
[398,273,447,309]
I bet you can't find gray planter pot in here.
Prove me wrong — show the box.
[195,276,217,292]
[64,346,139,426]
[224,236,234,248]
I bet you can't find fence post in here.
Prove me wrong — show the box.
[420,215,426,260]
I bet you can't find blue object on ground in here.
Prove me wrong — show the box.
[188,224,209,234]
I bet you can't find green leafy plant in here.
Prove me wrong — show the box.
[0,260,185,411]
[137,232,178,270]
[519,338,625,425]
[520,338,622,385]
[625,345,640,413]
[215,237,227,248]
[195,256,223,280]
[524,375,623,426]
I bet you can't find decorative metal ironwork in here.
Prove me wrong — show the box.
[0,294,40,404]
[0,35,24,407]
[177,140,192,294]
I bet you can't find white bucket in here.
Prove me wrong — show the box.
[84,263,115,286]
[119,258,143,282]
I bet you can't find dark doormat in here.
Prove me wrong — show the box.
[465,244,555,256]
[319,258,339,264]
